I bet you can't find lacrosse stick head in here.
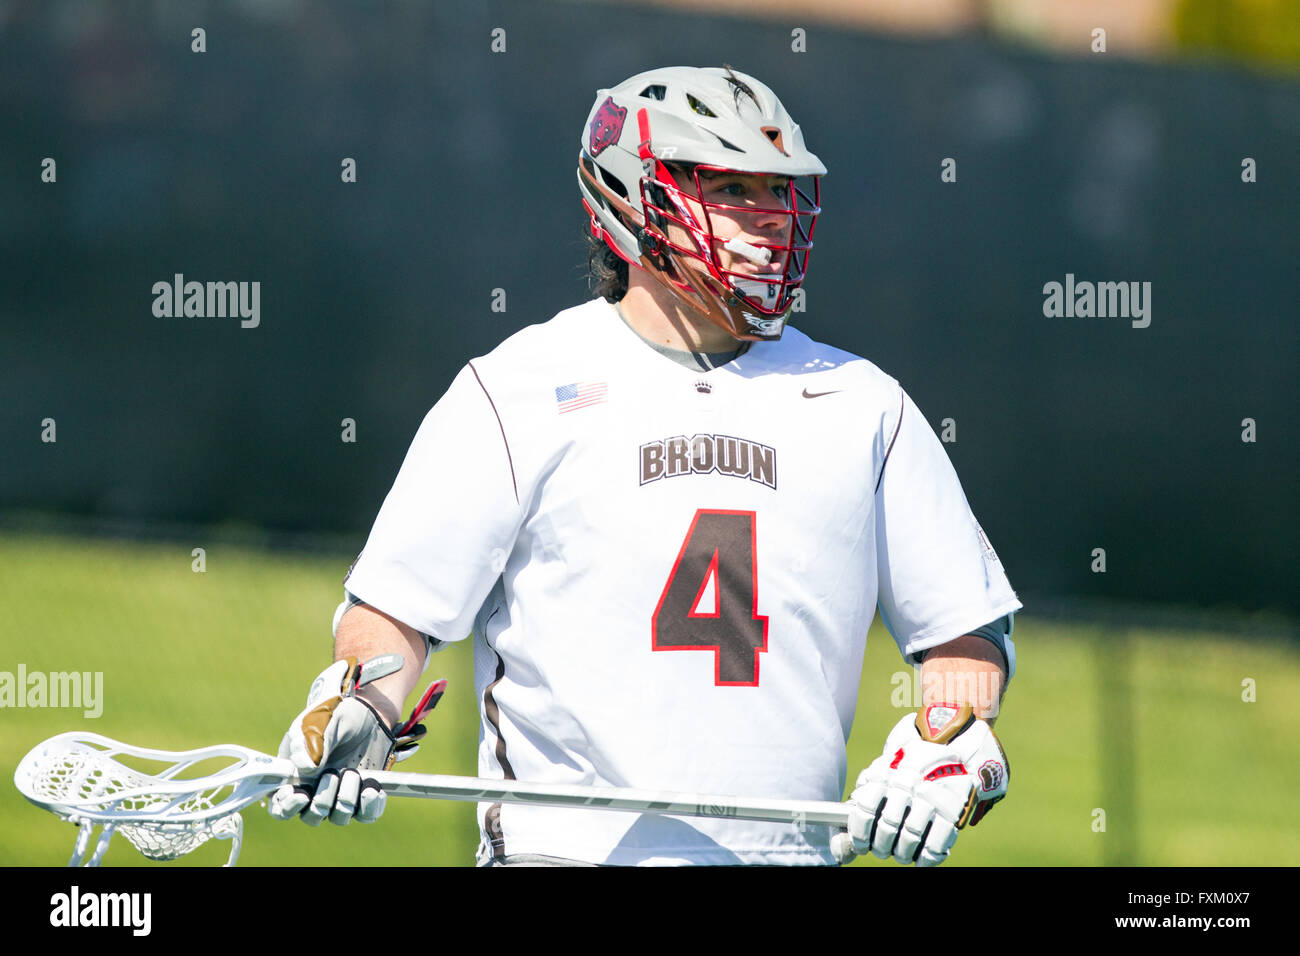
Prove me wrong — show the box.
[14,732,294,866]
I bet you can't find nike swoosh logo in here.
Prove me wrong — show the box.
[802,388,842,399]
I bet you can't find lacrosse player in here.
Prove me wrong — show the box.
[270,65,1021,867]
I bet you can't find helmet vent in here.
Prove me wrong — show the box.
[713,133,744,152]
[687,93,718,118]
[594,162,628,200]
[762,126,788,155]
[640,84,667,101]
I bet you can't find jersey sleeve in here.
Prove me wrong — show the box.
[874,388,1022,666]
[342,364,524,645]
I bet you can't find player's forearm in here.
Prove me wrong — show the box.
[333,604,428,726]
[920,634,1007,725]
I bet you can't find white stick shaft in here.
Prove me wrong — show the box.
[18,733,851,830]
[370,771,850,829]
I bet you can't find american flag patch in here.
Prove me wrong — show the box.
[555,382,608,414]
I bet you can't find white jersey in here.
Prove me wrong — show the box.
[343,297,1022,865]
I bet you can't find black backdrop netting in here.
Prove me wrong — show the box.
[1,2,1295,619]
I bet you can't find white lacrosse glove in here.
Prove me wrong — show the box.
[268,655,443,827]
[836,703,1009,867]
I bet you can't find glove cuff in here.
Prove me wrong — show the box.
[915,702,978,744]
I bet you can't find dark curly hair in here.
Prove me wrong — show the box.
[585,228,628,302]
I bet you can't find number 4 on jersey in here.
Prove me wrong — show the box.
[652,509,769,686]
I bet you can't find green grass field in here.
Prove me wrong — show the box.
[1,532,1296,867]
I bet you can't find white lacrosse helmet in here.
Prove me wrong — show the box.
[577,65,825,341]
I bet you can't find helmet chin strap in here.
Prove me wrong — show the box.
[731,276,782,310]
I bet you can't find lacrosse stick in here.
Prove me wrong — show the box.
[15,733,294,866]
[16,731,853,866]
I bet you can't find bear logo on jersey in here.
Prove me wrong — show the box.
[588,96,627,156]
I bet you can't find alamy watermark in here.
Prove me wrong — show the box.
[890,667,1003,717]
[1042,273,1151,328]
[1,665,102,718]
[152,274,260,328]
[50,886,150,936]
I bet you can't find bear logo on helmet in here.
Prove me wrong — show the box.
[588,96,627,157]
